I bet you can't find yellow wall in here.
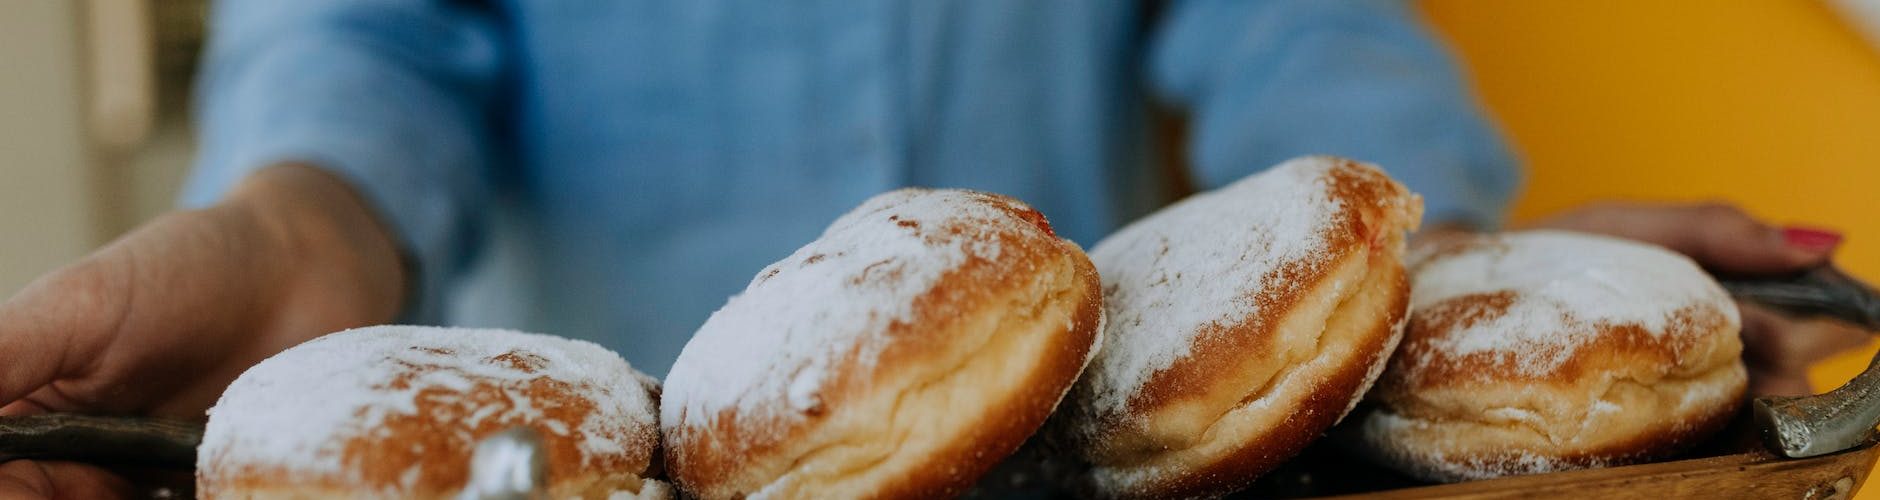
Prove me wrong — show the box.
[1419,1,1880,494]
[1419,0,1880,280]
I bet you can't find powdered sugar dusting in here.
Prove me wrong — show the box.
[199,326,658,486]
[1079,157,1352,419]
[1360,411,1597,481]
[610,481,672,500]
[787,364,825,412]
[662,189,1049,428]
[1406,230,1737,377]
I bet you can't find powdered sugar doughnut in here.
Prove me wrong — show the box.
[196,326,667,499]
[1052,156,1424,498]
[661,188,1104,499]
[1358,230,1746,482]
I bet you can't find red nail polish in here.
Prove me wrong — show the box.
[1783,226,1843,253]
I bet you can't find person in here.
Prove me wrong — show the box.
[0,1,1865,496]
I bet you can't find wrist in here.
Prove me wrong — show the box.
[220,164,408,326]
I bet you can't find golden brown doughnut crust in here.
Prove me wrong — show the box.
[197,327,667,499]
[1359,231,1747,482]
[1053,157,1424,498]
[1101,257,1408,498]
[662,189,1104,498]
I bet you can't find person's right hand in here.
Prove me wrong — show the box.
[0,164,407,498]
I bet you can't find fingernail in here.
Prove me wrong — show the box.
[1783,226,1843,253]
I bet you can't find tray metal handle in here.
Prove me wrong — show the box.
[1727,266,1880,458]
[1756,351,1880,458]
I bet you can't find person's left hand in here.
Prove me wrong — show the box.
[1528,202,1872,396]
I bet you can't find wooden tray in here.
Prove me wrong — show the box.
[1322,443,1878,499]
[1238,408,1880,499]
[968,406,1879,499]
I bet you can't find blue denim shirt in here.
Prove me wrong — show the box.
[183,0,1519,375]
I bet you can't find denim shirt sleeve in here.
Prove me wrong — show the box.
[180,0,505,322]
[1148,0,1522,229]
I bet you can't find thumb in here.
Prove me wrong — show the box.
[0,256,131,410]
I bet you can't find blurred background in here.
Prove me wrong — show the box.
[1,1,202,292]
[2,0,1879,489]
